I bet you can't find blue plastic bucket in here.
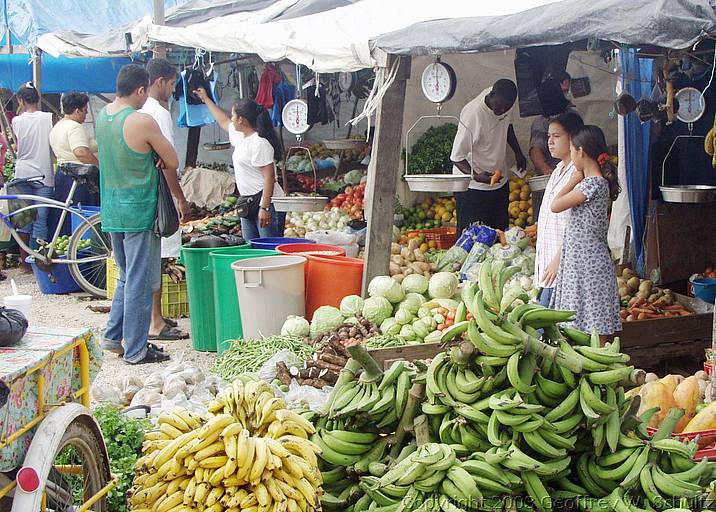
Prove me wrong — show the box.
[249,237,315,251]
[26,256,81,294]
[690,277,716,304]
[70,206,101,239]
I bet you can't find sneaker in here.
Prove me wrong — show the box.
[126,345,171,365]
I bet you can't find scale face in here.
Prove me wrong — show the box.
[675,86,705,124]
[282,99,309,135]
[421,61,457,104]
[338,72,354,92]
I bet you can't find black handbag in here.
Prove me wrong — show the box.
[234,190,263,219]
[154,171,180,237]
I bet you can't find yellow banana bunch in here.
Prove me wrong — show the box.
[705,113,716,166]
[130,375,322,512]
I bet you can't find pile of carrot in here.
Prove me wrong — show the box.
[620,298,693,322]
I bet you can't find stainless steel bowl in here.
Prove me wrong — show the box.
[405,174,471,192]
[271,196,329,212]
[659,185,716,203]
[527,174,551,192]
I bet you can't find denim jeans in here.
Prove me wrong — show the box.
[240,205,286,242]
[103,231,161,363]
[538,287,554,308]
[13,182,54,247]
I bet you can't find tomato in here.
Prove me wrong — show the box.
[466,312,473,320]
[437,323,445,331]
[438,307,448,316]
[445,318,454,327]
[345,186,353,195]
[447,311,456,321]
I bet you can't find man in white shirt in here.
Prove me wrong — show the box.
[139,58,188,341]
[451,79,527,233]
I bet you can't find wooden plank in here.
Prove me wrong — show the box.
[361,56,411,294]
[369,342,441,369]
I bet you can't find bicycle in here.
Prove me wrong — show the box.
[0,163,111,297]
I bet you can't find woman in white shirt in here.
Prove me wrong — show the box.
[11,82,54,270]
[534,111,584,306]
[194,89,285,240]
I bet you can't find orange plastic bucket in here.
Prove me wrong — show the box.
[304,254,364,320]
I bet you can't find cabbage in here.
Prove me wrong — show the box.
[428,272,459,299]
[368,276,405,304]
[339,295,365,317]
[362,296,393,325]
[399,324,416,341]
[309,306,344,337]
[395,307,415,325]
[281,315,310,337]
[496,244,521,261]
[344,316,359,325]
[343,169,364,185]
[400,293,426,315]
[401,274,429,295]
[380,318,401,335]
[505,227,531,249]
[412,318,430,338]
[417,307,432,319]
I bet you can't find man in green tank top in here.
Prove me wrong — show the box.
[98,64,189,364]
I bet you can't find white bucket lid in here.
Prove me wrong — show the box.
[4,295,32,305]
[231,255,306,271]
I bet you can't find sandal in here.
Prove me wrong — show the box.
[111,342,166,358]
[148,325,189,340]
[164,318,178,328]
[126,346,171,365]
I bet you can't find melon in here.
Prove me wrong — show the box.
[672,376,701,432]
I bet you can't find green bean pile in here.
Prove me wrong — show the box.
[363,334,406,349]
[213,335,315,381]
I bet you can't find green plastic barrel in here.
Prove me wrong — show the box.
[209,249,278,354]
[181,244,248,351]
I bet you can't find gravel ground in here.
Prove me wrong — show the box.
[0,267,217,396]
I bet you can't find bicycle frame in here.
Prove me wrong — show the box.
[0,180,108,265]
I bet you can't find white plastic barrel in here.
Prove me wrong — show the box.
[231,255,306,339]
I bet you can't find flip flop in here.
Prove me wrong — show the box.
[110,342,165,358]
[164,318,178,328]
[148,325,189,340]
[126,346,171,365]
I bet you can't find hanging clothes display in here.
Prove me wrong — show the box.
[271,72,296,127]
[326,76,342,126]
[305,85,334,126]
[255,65,281,109]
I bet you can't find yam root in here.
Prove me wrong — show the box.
[319,352,349,367]
[312,359,346,373]
[275,361,292,386]
[298,378,330,388]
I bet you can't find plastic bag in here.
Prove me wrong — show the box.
[257,350,305,383]
[163,374,188,400]
[305,230,359,257]
[118,375,144,405]
[179,365,205,386]
[283,380,333,414]
[460,242,490,279]
[144,373,165,391]
[154,170,179,238]
[91,383,124,406]
[130,388,163,409]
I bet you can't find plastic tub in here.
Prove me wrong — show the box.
[70,206,101,239]
[232,255,306,339]
[209,248,277,354]
[181,244,248,352]
[26,256,81,294]
[249,237,315,251]
[305,254,364,320]
[690,277,716,304]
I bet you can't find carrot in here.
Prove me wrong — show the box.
[663,305,689,312]
[490,169,503,186]
[631,307,655,315]
[496,229,508,247]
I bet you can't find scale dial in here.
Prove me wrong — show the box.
[282,99,309,135]
[675,86,705,123]
[421,61,457,103]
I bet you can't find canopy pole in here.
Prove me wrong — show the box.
[32,49,42,101]
[361,55,411,294]
[152,0,166,58]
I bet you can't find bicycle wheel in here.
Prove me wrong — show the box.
[67,213,111,298]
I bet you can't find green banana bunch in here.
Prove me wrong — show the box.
[328,359,414,431]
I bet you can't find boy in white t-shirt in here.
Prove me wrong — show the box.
[139,58,189,341]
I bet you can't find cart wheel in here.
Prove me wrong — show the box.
[44,417,111,512]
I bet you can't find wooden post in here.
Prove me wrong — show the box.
[361,56,411,294]
[152,0,167,58]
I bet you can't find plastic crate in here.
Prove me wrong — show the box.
[406,227,458,249]
[705,362,712,374]
[106,258,189,318]
[645,427,716,459]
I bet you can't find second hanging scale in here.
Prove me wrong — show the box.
[272,65,329,212]
[404,58,472,192]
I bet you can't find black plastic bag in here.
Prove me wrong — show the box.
[154,171,179,238]
[0,307,28,347]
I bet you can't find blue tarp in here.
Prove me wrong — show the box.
[1,0,187,47]
[0,54,133,93]
[620,48,653,276]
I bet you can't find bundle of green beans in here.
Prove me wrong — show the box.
[213,335,315,381]
[363,334,406,349]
